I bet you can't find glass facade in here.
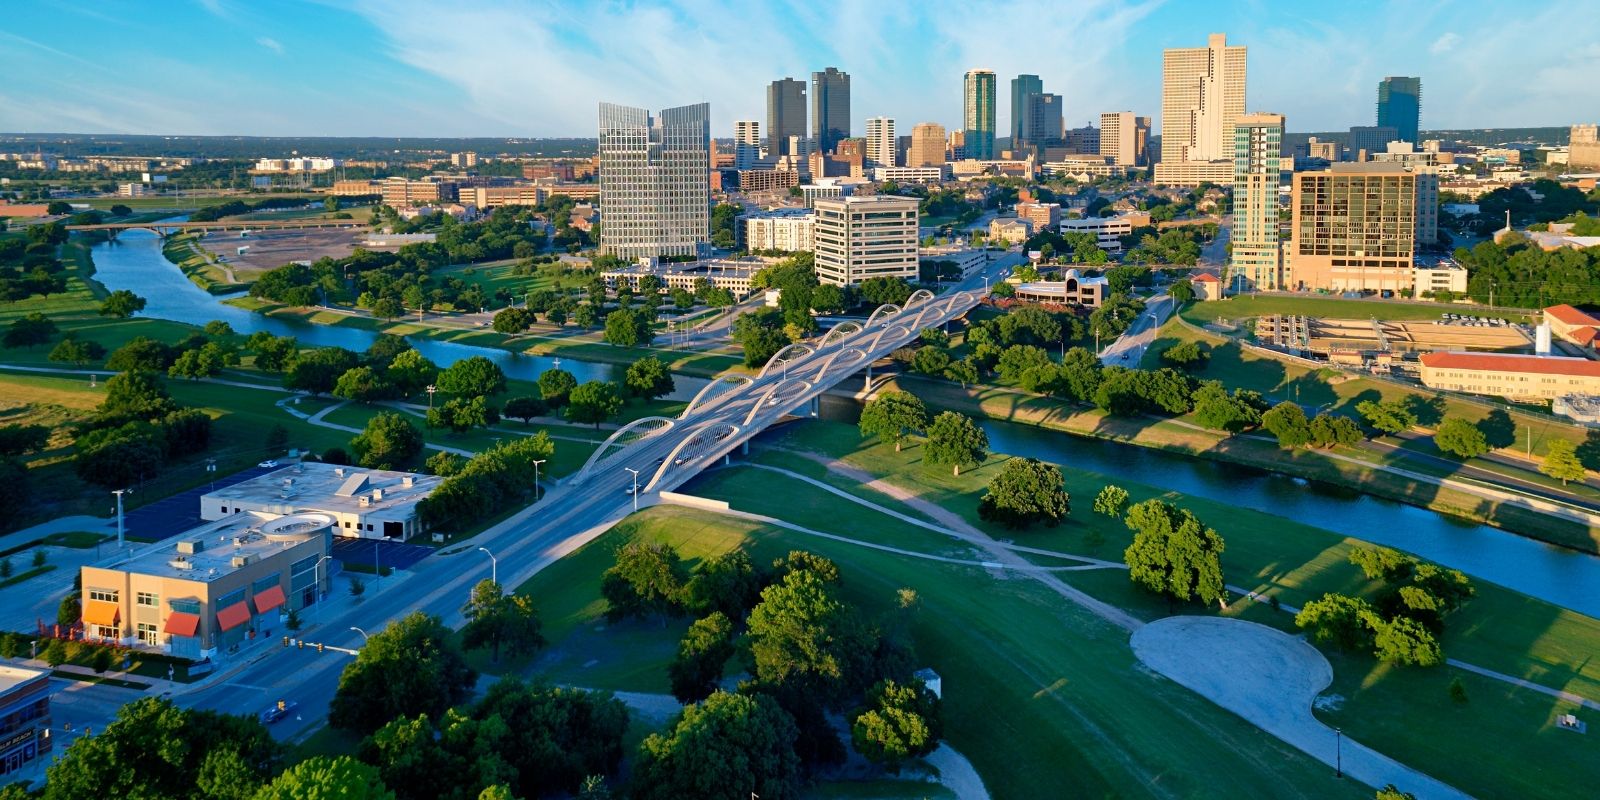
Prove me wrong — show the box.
[963,70,996,160]
[598,102,711,261]
[1377,77,1422,144]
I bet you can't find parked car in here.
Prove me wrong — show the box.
[257,460,279,468]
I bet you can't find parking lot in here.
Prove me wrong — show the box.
[120,465,278,542]
[329,536,435,571]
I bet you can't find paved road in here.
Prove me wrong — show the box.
[1099,294,1174,367]
[1199,215,1231,267]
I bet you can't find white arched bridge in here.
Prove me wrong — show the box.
[568,287,983,497]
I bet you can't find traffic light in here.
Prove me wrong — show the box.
[316,642,325,653]
[297,639,304,649]
[282,636,289,647]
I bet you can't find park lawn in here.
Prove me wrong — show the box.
[810,780,955,800]
[436,261,590,298]
[1179,294,1524,325]
[564,503,1365,800]
[318,402,600,478]
[730,420,1600,799]
[162,233,239,293]
[74,194,322,212]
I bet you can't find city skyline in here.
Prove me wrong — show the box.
[4,0,1598,138]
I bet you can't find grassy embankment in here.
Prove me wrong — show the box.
[162,232,241,294]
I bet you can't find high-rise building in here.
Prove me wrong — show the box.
[947,129,966,161]
[909,122,947,167]
[811,67,851,153]
[865,117,896,169]
[766,78,806,157]
[1156,33,1246,185]
[597,101,710,261]
[1377,77,1422,145]
[1571,124,1600,169]
[1229,113,1285,292]
[1288,163,1417,292]
[1010,74,1043,148]
[812,195,920,286]
[963,69,997,160]
[734,120,761,170]
[1348,125,1400,160]
[1100,112,1151,166]
[1021,93,1064,150]
[1064,124,1099,155]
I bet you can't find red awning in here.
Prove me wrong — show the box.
[216,601,251,632]
[164,612,200,637]
[252,585,286,615]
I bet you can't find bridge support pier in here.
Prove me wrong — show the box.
[809,396,819,417]
[724,454,731,466]
[741,441,749,455]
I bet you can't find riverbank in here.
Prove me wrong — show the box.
[162,232,243,295]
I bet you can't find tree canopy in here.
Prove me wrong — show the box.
[858,391,927,452]
[1122,499,1226,606]
[977,457,1070,529]
[329,611,477,734]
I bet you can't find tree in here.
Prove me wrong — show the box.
[247,332,299,373]
[1093,485,1129,517]
[601,541,687,621]
[329,611,477,734]
[538,368,578,407]
[4,311,57,349]
[502,396,547,424]
[492,307,532,334]
[858,391,927,452]
[1540,438,1588,485]
[385,348,438,397]
[996,344,1052,384]
[284,347,360,395]
[349,412,424,470]
[1168,279,1196,304]
[977,457,1070,529]
[624,355,675,401]
[437,355,507,398]
[57,594,79,627]
[1434,416,1488,459]
[1159,340,1208,369]
[910,346,950,376]
[1307,413,1362,448]
[565,380,623,428]
[632,691,802,800]
[1370,614,1443,666]
[686,547,767,620]
[850,679,943,773]
[75,425,164,487]
[99,289,148,318]
[923,411,988,476]
[668,612,735,704]
[1191,381,1263,435]
[1261,402,1312,448]
[1295,593,1377,651]
[167,342,230,380]
[48,337,106,366]
[745,567,876,706]
[332,366,393,403]
[370,296,404,321]
[428,395,499,433]
[1349,545,1414,582]
[0,423,48,457]
[1376,786,1418,800]
[1123,499,1226,607]
[1449,676,1469,704]
[603,308,654,347]
[942,357,979,388]
[43,638,68,666]
[460,579,545,663]
[252,756,395,800]
[1356,399,1417,436]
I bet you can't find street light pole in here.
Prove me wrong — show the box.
[478,547,497,585]
[624,467,640,512]
[531,459,546,499]
[349,626,370,645]
[1334,727,1343,778]
[112,489,128,548]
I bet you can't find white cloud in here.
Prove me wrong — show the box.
[1429,32,1460,54]
[256,36,283,55]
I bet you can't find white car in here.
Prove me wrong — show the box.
[258,460,279,468]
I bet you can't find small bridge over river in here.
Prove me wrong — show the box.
[65,219,368,238]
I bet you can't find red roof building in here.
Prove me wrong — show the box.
[1419,351,1600,400]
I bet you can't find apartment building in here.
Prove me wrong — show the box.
[742,209,816,252]
[1015,201,1061,232]
[813,196,920,286]
[380,177,457,208]
[1100,111,1150,167]
[1230,112,1286,290]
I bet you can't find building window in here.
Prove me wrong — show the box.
[137,623,159,646]
[252,575,280,593]
[137,592,159,607]
[93,624,119,640]
[169,598,201,615]
[88,588,118,603]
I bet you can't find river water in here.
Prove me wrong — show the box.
[87,228,706,398]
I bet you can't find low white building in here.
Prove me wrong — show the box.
[874,165,950,184]
[602,259,766,295]
[741,209,815,252]
[1059,214,1135,254]
[201,463,441,541]
[1413,264,1469,296]
[920,244,988,279]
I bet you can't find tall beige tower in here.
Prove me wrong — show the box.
[1100,111,1150,167]
[1156,33,1246,185]
[909,122,947,167]
[1230,112,1285,291]
[865,117,897,168]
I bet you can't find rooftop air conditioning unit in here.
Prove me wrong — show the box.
[168,557,193,570]
[358,496,371,507]
[371,488,384,501]
[334,467,346,477]
[231,555,253,568]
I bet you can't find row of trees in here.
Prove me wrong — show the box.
[1296,547,1475,667]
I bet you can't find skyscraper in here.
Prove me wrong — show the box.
[1377,76,1422,145]
[1289,163,1419,292]
[963,69,997,160]
[909,122,946,167]
[1009,74,1043,148]
[1100,111,1151,166]
[1156,33,1246,185]
[1021,93,1064,150]
[734,120,760,170]
[597,101,710,261]
[811,67,851,154]
[1229,112,1285,292]
[865,117,896,169]
[766,78,806,157]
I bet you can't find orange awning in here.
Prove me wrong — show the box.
[83,600,120,628]
[163,612,200,637]
[216,601,251,632]
[252,585,286,615]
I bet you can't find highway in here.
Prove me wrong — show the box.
[1099,294,1174,367]
[177,261,1006,741]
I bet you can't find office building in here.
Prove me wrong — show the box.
[1305,137,1342,161]
[523,162,576,181]
[813,195,920,286]
[0,666,50,779]
[874,165,949,183]
[741,209,815,252]
[1045,155,1130,181]
[1288,163,1417,292]
[865,117,897,169]
[734,169,799,193]
[1015,201,1061,232]
[80,512,332,659]
[1571,124,1600,169]
[202,462,441,541]
[734,120,761,170]
[1012,270,1109,308]
[964,69,998,160]
[767,78,807,157]
[1059,214,1137,254]
[1349,126,1400,160]
[449,151,480,168]
[1230,113,1286,291]
[381,177,457,208]
[457,185,544,210]
[597,101,711,261]
[1156,33,1246,185]
[909,122,947,167]
[1064,125,1100,155]
[1100,112,1150,166]
[811,67,851,153]
[947,129,967,161]
[1021,94,1064,150]
[1419,352,1600,402]
[1376,77,1422,144]
[1010,74,1044,147]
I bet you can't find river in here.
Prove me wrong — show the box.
[819,397,1600,618]
[87,228,707,398]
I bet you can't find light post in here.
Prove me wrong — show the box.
[624,467,640,512]
[478,547,497,585]
[531,459,546,499]
[425,385,437,427]
[349,626,370,645]
[1334,727,1343,778]
[112,489,129,548]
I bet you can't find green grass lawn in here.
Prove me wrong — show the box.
[162,232,240,293]
[436,261,591,298]
[318,401,602,478]
[1181,294,1530,325]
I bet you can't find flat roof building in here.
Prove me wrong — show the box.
[598,101,711,261]
[1059,214,1135,254]
[1100,111,1150,167]
[0,665,51,780]
[1159,33,1246,182]
[1011,270,1109,307]
[908,122,947,168]
[963,70,998,161]
[1419,351,1600,401]
[741,209,815,253]
[813,195,920,286]
[201,462,440,541]
[1288,163,1417,293]
[1016,202,1061,233]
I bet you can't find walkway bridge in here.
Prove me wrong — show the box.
[66,219,368,238]
[569,287,983,497]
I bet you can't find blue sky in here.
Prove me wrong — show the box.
[3,0,1596,139]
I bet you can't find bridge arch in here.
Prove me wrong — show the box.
[571,416,675,485]
[864,303,902,330]
[819,320,864,349]
[868,323,913,355]
[756,343,816,380]
[679,374,753,419]
[644,418,741,493]
[904,288,935,308]
[742,378,816,427]
[817,346,869,380]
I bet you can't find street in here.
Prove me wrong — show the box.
[1099,294,1174,367]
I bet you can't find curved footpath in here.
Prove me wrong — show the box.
[1131,617,1472,800]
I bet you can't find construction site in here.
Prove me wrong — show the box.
[1254,314,1534,371]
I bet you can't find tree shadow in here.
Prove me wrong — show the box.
[1404,394,1448,427]
[1577,430,1600,472]
[1479,408,1517,450]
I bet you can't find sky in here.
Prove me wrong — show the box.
[3,0,1597,140]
